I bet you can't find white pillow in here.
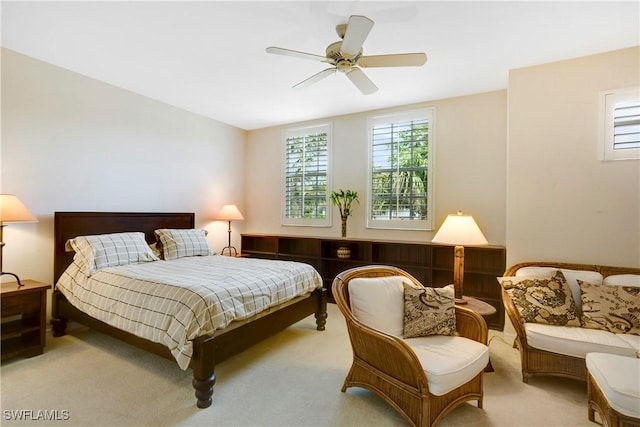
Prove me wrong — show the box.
[349,276,413,337]
[603,274,640,287]
[515,266,603,310]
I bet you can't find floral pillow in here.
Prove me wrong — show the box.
[499,270,580,326]
[579,280,640,335]
[402,283,456,338]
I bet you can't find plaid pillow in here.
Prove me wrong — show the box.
[68,232,159,274]
[154,228,213,260]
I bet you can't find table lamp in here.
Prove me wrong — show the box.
[432,211,488,303]
[215,204,244,256]
[0,194,37,286]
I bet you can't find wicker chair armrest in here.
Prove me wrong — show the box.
[346,320,429,389]
[454,305,488,344]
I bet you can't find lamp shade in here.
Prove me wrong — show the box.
[432,211,487,246]
[215,204,244,221]
[0,194,37,223]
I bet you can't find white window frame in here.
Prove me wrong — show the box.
[599,87,640,161]
[281,123,332,227]
[366,108,435,231]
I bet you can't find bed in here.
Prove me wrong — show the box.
[51,212,328,409]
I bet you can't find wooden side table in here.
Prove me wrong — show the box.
[1,280,51,361]
[458,296,497,317]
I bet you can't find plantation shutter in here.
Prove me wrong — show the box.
[371,119,429,221]
[601,88,640,161]
[367,108,434,230]
[283,126,330,225]
[613,99,640,151]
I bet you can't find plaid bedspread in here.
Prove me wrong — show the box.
[55,255,322,369]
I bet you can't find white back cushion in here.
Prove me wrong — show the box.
[603,274,640,287]
[515,266,603,310]
[349,276,410,337]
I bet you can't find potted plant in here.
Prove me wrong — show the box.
[330,189,359,238]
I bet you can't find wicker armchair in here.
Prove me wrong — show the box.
[502,261,640,383]
[332,265,488,427]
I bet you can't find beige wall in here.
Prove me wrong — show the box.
[1,48,247,284]
[3,44,637,291]
[245,90,508,245]
[507,46,640,268]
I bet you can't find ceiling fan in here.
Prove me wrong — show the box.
[266,15,427,95]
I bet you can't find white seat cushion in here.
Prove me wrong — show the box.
[586,352,640,418]
[525,323,636,359]
[516,267,603,311]
[405,335,489,396]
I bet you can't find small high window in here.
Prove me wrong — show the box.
[600,87,640,161]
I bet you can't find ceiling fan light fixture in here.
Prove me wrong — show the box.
[266,14,427,95]
[336,60,352,73]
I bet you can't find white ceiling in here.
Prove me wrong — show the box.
[2,1,638,130]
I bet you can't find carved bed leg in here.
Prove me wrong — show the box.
[315,288,328,331]
[51,317,68,337]
[192,335,216,408]
[193,375,216,409]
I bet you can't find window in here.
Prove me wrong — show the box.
[367,108,435,230]
[282,123,331,227]
[599,87,640,161]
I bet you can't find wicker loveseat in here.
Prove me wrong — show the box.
[501,262,640,383]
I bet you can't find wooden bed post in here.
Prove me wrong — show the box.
[191,335,216,409]
[315,288,328,331]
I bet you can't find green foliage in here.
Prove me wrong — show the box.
[371,120,429,220]
[285,132,328,219]
[330,189,359,218]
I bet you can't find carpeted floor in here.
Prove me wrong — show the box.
[1,304,594,427]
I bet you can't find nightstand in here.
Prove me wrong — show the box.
[1,280,50,361]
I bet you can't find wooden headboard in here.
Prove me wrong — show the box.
[54,212,195,282]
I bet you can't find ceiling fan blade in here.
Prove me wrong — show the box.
[340,15,374,58]
[266,46,327,62]
[358,53,427,68]
[293,68,336,90]
[346,67,378,95]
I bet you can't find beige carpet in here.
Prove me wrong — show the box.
[1,304,593,427]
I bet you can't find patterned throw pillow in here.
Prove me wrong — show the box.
[402,283,456,338]
[154,228,213,260]
[579,280,640,335]
[499,270,580,326]
[68,232,159,274]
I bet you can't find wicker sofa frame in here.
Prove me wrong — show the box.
[332,265,488,427]
[502,261,640,383]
